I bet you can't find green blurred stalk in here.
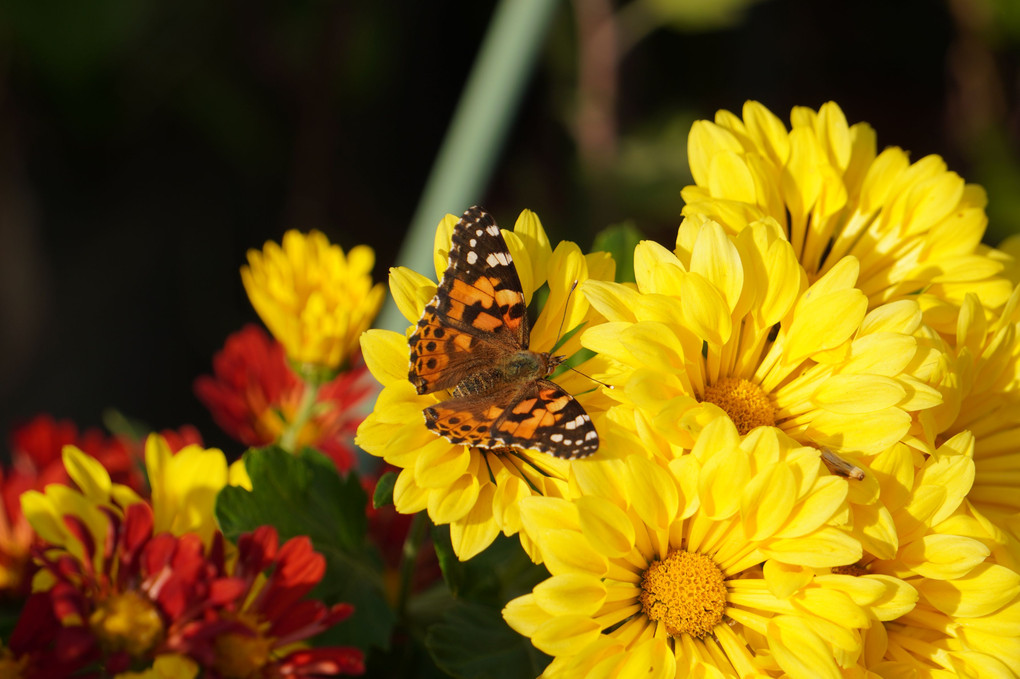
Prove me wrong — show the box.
[375,0,562,333]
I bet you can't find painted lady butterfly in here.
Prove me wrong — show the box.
[407,206,599,459]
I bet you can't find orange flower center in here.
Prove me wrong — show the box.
[212,619,273,678]
[88,590,165,658]
[639,550,727,639]
[701,377,775,435]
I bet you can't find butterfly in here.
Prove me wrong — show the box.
[407,206,599,459]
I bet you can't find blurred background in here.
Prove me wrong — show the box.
[1,0,1019,456]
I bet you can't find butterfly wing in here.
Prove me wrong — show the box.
[424,378,598,458]
[422,384,521,449]
[409,206,530,395]
[491,379,599,459]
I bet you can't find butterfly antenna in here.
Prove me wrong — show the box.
[551,280,614,390]
[554,280,579,344]
[567,365,614,390]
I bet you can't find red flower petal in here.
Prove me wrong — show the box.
[276,646,366,676]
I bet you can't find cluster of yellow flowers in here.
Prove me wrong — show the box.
[358,102,1020,678]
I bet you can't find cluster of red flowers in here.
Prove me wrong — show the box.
[0,323,386,678]
[9,500,363,678]
[1,414,200,600]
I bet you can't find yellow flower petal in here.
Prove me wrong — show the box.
[576,496,635,558]
[582,280,641,323]
[513,208,553,289]
[532,615,603,656]
[742,463,796,541]
[688,120,745,187]
[361,329,410,387]
[533,574,608,617]
[502,594,549,637]
[392,468,429,514]
[762,526,862,568]
[447,484,500,561]
[767,616,842,679]
[414,439,471,489]
[388,266,435,325]
[541,530,609,577]
[616,638,676,679]
[146,435,228,543]
[62,446,112,502]
[898,534,990,579]
[812,375,907,414]
[427,472,480,524]
[762,560,813,599]
[917,563,1020,618]
[432,214,459,280]
[743,100,790,166]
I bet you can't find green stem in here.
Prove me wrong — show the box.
[279,379,320,453]
[396,511,430,618]
[376,0,563,333]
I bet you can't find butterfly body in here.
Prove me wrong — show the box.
[407,206,598,459]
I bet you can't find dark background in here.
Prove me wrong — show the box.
[2,0,1018,456]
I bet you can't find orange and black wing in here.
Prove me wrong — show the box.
[423,379,598,458]
[409,207,529,395]
[492,379,598,458]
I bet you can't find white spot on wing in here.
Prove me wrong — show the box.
[486,224,501,236]
[549,433,563,442]
[466,250,478,265]
[485,252,511,267]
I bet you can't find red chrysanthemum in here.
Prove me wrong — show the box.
[25,501,363,678]
[1,416,203,599]
[200,526,365,678]
[26,502,242,676]
[195,325,373,471]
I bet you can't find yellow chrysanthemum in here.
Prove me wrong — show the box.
[355,210,615,560]
[681,100,1012,334]
[241,229,385,371]
[922,287,1020,544]
[583,214,942,460]
[504,418,902,679]
[855,432,1020,675]
[997,234,1020,285]
[20,434,237,582]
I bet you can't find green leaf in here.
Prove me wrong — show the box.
[432,527,548,606]
[215,446,395,650]
[592,222,644,283]
[425,600,551,679]
[308,549,397,652]
[0,600,21,644]
[217,446,366,549]
[373,470,399,509]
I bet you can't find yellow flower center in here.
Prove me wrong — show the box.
[88,590,165,658]
[638,550,727,639]
[0,646,29,678]
[212,621,273,678]
[701,377,775,435]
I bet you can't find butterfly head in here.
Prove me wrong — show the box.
[501,350,562,382]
